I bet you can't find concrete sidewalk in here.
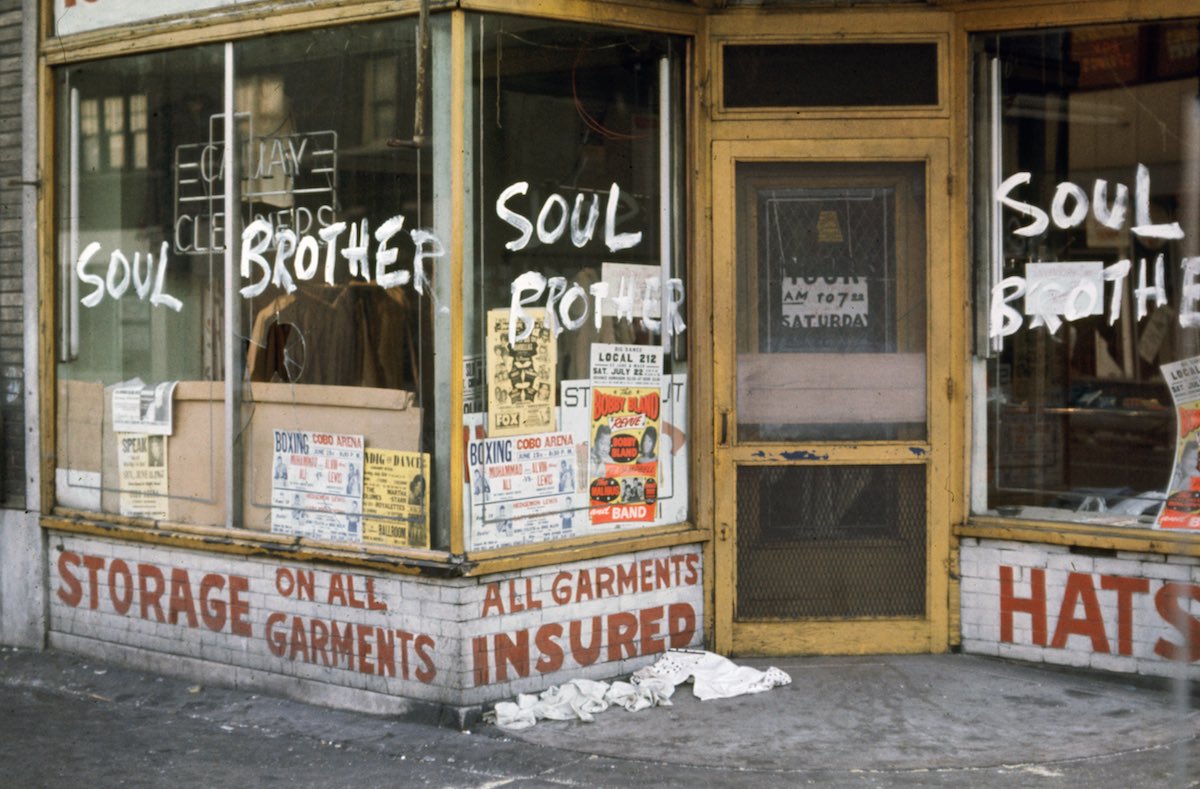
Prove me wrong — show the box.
[0,646,1196,787]
[503,653,1199,775]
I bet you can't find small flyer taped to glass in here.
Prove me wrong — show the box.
[112,379,178,435]
[270,430,365,543]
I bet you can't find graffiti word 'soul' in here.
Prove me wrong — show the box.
[75,215,444,314]
[990,164,1200,338]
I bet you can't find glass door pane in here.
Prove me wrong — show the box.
[735,161,927,442]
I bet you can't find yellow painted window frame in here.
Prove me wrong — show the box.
[954,0,1200,557]
[36,0,708,577]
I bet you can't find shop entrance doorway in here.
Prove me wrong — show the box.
[712,139,952,655]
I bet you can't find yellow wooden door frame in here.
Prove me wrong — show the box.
[711,136,952,656]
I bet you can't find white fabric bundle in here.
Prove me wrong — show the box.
[492,650,790,729]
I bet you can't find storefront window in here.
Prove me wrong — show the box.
[55,19,446,549]
[975,20,1200,529]
[464,16,688,550]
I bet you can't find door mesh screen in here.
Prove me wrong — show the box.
[736,464,926,619]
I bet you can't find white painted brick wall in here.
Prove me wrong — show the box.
[961,539,1200,681]
[46,531,703,708]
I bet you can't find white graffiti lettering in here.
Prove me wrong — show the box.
[76,241,183,312]
[508,272,684,346]
[990,164,1190,339]
[238,215,443,300]
[997,164,1183,241]
[496,182,641,253]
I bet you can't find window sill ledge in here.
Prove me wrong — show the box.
[43,510,709,578]
[957,516,1200,558]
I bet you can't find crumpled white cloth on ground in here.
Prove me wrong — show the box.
[492,650,790,729]
[630,649,792,701]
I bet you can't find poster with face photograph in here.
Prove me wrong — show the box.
[117,433,169,520]
[362,449,431,549]
[486,308,557,437]
[588,344,662,525]
[270,430,364,543]
[466,431,582,550]
[1157,355,1200,530]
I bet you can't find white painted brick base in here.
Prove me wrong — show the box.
[960,538,1200,680]
[46,532,704,711]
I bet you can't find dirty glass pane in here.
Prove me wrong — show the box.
[54,19,447,551]
[976,20,1200,529]
[234,21,440,548]
[465,16,689,551]
[55,46,227,523]
[735,161,928,442]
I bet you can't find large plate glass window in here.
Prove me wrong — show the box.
[463,16,688,551]
[54,19,448,550]
[974,19,1200,530]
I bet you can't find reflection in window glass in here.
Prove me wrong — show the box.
[735,161,927,443]
[55,21,446,550]
[977,20,1200,528]
[466,16,688,550]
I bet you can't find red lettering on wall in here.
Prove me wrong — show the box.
[535,623,565,673]
[82,554,105,610]
[311,618,330,666]
[570,617,603,667]
[138,563,166,623]
[375,627,395,676]
[1050,572,1108,652]
[328,574,347,607]
[595,566,615,598]
[472,603,699,686]
[265,612,287,657]
[1100,575,1150,656]
[616,563,638,595]
[356,623,375,674]
[290,616,309,661]
[472,636,490,686]
[482,583,504,616]
[1153,583,1200,662]
[168,568,199,628]
[495,630,530,682]
[396,629,415,679]
[667,602,696,648]
[1000,565,1047,645]
[415,635,437,683]
[229,575,251,636]
[606,612,639,661]
[199,573,227,631]
[639,605,665,655]
[108,559,133,616]
[56,551,83,607]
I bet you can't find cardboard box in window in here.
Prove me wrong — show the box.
[56,379,420,532]
[240,382,420,532]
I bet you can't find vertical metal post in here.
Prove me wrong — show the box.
[223,42,240,529]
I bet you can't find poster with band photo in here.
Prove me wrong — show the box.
[486,308,557,437]
[588,343,662,525]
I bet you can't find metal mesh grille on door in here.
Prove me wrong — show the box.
[735,464,926,619]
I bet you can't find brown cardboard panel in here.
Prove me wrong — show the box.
[57,380,419,533]
[167,381,226,527]
[57,379,103,474]
[242,383,421,532]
